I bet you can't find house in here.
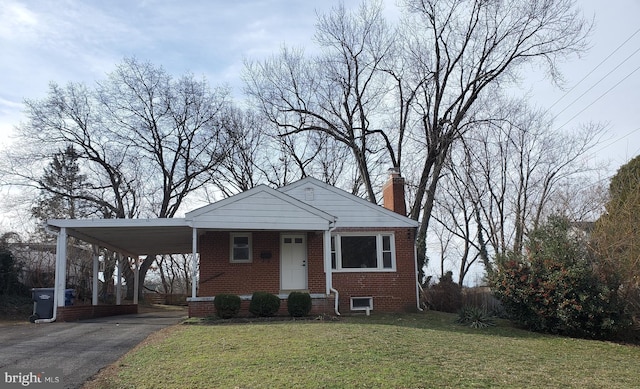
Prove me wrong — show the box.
[45,171,420,321]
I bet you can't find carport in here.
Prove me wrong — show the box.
[44,218,197,323]
[45,183,340,322]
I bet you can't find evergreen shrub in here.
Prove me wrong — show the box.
[214,294,241,319]
[249,291,281,317]
[287,292,312,317]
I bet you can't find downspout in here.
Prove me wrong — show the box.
[325,224,340,316]
[330,287,341,316]
[413,227,424,312]
[417,283,425,312]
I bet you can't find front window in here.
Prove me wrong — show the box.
[230,233,252,263]
[331,233,396,271]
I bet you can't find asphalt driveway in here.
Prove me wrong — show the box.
[0,309,187,389]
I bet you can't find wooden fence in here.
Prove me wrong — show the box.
[461,287,502,313]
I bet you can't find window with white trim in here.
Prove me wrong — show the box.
[331,233,395,271]
[230,233,252,263]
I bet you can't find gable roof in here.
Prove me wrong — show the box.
[185,184,336,230]
[46,178,416,257]
[279,177,419,228]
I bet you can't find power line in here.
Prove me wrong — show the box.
[552,46,640,119]
[593,126,640,154]
[547,27,640,111]
[556,63,640,131]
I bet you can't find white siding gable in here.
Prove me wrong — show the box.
[280,178,419,228]
[185,185,335,230]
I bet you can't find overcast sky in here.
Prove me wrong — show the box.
[1,0,638,175]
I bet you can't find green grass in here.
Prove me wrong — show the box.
[85,312,640,389]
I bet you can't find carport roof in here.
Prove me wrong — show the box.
[47,218,194,257]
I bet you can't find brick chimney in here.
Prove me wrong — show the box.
[382,167,406,216]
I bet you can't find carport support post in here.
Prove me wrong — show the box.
[92,245,99,306]
[116,254,122,305]
[55,227,68,308]
[191,228,197,299]
[133,256,140,305]
[323,229,332,294]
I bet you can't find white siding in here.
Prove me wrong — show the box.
[280,178,418,228]
[188,189,333,230]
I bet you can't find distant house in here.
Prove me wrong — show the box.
[46,171,420,321]
[569,221,595,239]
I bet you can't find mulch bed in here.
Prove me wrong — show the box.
[184,313,340,325]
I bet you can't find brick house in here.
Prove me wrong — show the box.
[45,172,420,321]
[188,173,420,317]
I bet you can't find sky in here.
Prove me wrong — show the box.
[1,0,638,165]
[1,0,638,168]
[1,0,638,285]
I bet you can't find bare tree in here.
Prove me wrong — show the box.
[155,254,193,295]
[431,149,485,286]
[400,0,592,276]
[2,58,232,299]
[202,106,352,202]
[244,1,396,202]
[429,98,605,284]
[244,0,592,280]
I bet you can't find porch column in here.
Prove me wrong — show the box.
[323,229,332,294]
[55,227,68,308]
[92,245,99,306]
[116,254,122,305]
[191,228,198,299]
[133,256,140,305]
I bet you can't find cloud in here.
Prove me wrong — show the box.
[0,1,38,41]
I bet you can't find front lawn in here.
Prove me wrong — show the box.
[84,312,640,388]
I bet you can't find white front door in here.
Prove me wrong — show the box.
[281,234,307,290]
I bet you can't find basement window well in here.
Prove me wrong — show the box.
[350,297,373,313]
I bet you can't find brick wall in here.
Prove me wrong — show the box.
[307,232,326,293]
[188,295,334,318]
[56,304,138,322]
[199,231,280,295]
[332,227,418,313]
[188,299,216,317]
[199,231,326,296]
[195,227,418,315]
